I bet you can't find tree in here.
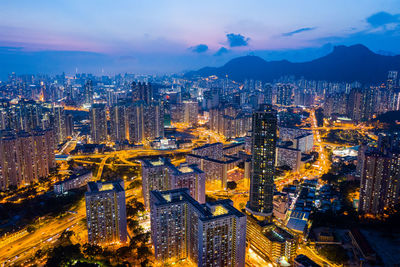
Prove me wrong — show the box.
[126,198,145,218]
[82,243,103,258]
[137,245,152,265]
[116,246,131,260]
[128,179,142,190]
[321,173,339,184]
[59,230,74,245]
[227,181,237,190]
[27,225,36,233]
[45,244,82,266]
[318,244,349,264]
[127,218,140,230]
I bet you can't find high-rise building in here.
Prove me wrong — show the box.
[183,100,198,126]
[141,158,205,209]
[387,70,398,89]
[132,82,152,105]
[128,101,144,144]
[89,104,107,143]
[84,80,94,105]
[141,157,173,209]
[0,130,55,190]
[127,100,164,143]
[150,188,246,267]
[143,102,164,140]
[247,105,278,218]
[85,180,127,245]
[110,103,128,143]
[65,113,74,137]
[358,150,400,215]
[168,163,205,204]
[347,88,364,122]
[53,106,66,143]
[276,84,293,106]
[264,83,273,105]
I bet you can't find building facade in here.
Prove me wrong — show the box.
[0,130,55,190]
[141,158,205,209]
[85,180,127,245]
[246,216,297,264]
[89,104,108,143]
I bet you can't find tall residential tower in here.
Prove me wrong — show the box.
[246,105,278,219]
[85,180,127,245]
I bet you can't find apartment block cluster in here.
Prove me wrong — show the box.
[0,129,55,190]
[209,104,252,139]
[323,71,400,122]
[150,189,246,266]
[90,82,164,145]
[0,99,73,144]
[146,105,320,266]
[169,100,199,126]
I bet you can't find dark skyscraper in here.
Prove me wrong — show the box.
[359,151,400,215]
[247,105,277,218]
[132,82,152,105]
[84,79,94,105]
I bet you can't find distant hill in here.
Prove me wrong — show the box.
[186,44,400,83]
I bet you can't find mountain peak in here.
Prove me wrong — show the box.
[331,44,373,55]
[187,44,400,83]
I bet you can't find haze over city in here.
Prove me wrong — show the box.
[2,0,400,78]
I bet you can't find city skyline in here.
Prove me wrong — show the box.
[1,2,400,266]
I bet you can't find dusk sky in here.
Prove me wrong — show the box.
[1,0,400,77]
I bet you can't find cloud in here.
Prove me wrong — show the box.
[226,33,250,47]
[282,27,316,37]
[214,47,229,56]
[366,12,400,28]
[189,44,208,53]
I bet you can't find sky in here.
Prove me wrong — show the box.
[1,0,400,78]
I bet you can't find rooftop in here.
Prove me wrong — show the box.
[150,189,244,220]
[263,224,294,243]
[87,180,124,193]
[141,157,169,167]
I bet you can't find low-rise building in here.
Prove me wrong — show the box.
[54,170,92,194]
[246,215,297,264]
[192,142,223,159]
[276,146,302,172]
[349,228,377,263]
[186,154,242,189]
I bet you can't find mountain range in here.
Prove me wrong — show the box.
[186,44,400,84]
